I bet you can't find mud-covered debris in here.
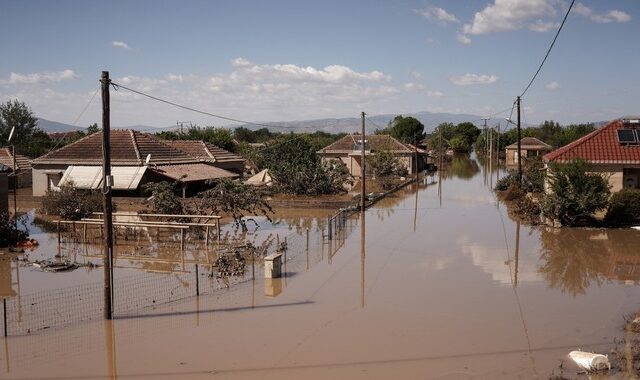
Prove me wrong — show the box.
[32,260,79,272]
[568,350,610,372]
[213,250,246,277]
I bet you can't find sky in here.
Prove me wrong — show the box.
[0,0,638,129]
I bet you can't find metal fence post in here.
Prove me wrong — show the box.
[195,264,200,296]
[3,298,7,337]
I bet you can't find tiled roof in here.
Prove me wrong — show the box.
[505,137,552,150]
[32,130,197,166]
[168,140,245,163]
[151,163,238,182]
[0,147,31,172]
[544,119,640,164]
[317,134,416,154]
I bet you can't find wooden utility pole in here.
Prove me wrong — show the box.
[360,112,366,212]
[101,71,114,320]
[11,145,17,228]
[516,96,522,184]
[414,136,419,180]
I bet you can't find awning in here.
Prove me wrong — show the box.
[151,163,238,182]
[59,166,102,189]
[58,166,147,190]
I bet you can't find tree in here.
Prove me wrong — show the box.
[449,135,470,152]
[87,123,100,135]
[387,115,425,144]
[541,159,611,226]
[41,183,104,220]
[260,135,352,195]
[0,100,53,157]
[143,181,184,216]
[453,122,481,148]
[366,149,408,189]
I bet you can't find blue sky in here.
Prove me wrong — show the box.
[0,0,638,128]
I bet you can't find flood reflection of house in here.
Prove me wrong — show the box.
[31,130,239,196]
[605,252,640,284]
[544,117,640,192]
[316,134,430,177]
[0,147,32,188]
[505,137,552,166]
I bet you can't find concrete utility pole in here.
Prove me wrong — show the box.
[361,112,366,213]
[481,117,489,153]
[516,96,522,184]
[101,71,114,320]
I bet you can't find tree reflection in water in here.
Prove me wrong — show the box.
[441,154,480,180]
[538,228,609,296]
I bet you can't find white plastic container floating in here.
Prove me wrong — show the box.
[568,350,611,372]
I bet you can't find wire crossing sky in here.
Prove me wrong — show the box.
[0,0,637,128]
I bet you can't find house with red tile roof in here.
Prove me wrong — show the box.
[167,140,245,174]
[0,147,32,188]
[505,137,552,166]
[30,130,238,196]
[316,134,429,177]
[543,117,640,192]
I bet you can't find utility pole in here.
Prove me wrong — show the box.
[496,123,501,183]
[516,96,522,184]
[414,136,419,180]
[11,145,17,229]
[101,71,114,320]
[481,117,489,153]
[360,112,366,213]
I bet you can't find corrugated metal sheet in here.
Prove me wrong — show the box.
[58,166,147,190]
[59,166,103,189]
[112,166,146,190]
[152,163,238,182]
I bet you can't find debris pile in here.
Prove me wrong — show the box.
[213,250,246,277]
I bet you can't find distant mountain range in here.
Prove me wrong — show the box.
[37,112,603,135]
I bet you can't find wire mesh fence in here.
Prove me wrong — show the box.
[1,211,360,337]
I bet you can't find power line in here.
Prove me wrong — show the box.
[520,0,575,97]
[110,81,324,131]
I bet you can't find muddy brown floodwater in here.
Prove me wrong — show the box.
[3,153,640,379]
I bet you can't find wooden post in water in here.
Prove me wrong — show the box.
[3,299,7,337]
[101,71,115,320]
[195,264,200,296]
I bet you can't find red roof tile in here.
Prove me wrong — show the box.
[544,119,640,164]
[33,130,196,166]
[168,140,245,164]
[317,134,416,154]
[0,147,31,172]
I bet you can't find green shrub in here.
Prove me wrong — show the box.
[495,170,519,191]
[0,211,28,247]
[541,159,610,226]
[513,196,541,224]
[40,183,104,220]
[606,188,640,226]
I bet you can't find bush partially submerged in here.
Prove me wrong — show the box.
[0,212,28,247]
[494,157,544,193]
[541,159,610,226]
[40,184,104,220]
[606,188,640,226]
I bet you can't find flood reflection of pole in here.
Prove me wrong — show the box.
[514,221,521,287]
[3,336,9,374]
[104,320,117,379]
[360,210,366,308]
[413,183,418,232]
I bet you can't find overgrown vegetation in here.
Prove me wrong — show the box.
[40,184,104,220]
[366,148,408,189]
[494,157,545,193]
[156,125,236,151]
[259,135,352,195]
[425,122,481,153]
[374,115,425,144]
[541,159,610,227]
[0,211,28,248]
[605,188,640,226]
[143,179,273,232]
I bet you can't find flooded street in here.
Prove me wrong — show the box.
[3,154,640,379]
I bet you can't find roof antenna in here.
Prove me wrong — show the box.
[145,154,151,165]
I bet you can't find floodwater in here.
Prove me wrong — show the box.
[3,154,640,379]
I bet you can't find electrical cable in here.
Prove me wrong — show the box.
[520,0,575,97]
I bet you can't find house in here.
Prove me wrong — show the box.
[0,147,32,188]
[167,140,245,174]
[31,130,239,196]
[543,117,640,192]
[317,134,429,177]
[505,137,552,166]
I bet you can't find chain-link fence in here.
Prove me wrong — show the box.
[1,211,360,337]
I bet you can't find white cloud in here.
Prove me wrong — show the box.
[529,19,560,32]
[111,40,132,50]
[231,57,253,67]
[5,69,78,84]
[574,3,631,23]
[463,0,557,35]
[166,74,184,82]
[414,7,459,24]
[457,33,472,45]
[410,71,423,80]
[427,90,444,98]
[450,73,498,86]
[404,82,424,91]
[546,81,560,90]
